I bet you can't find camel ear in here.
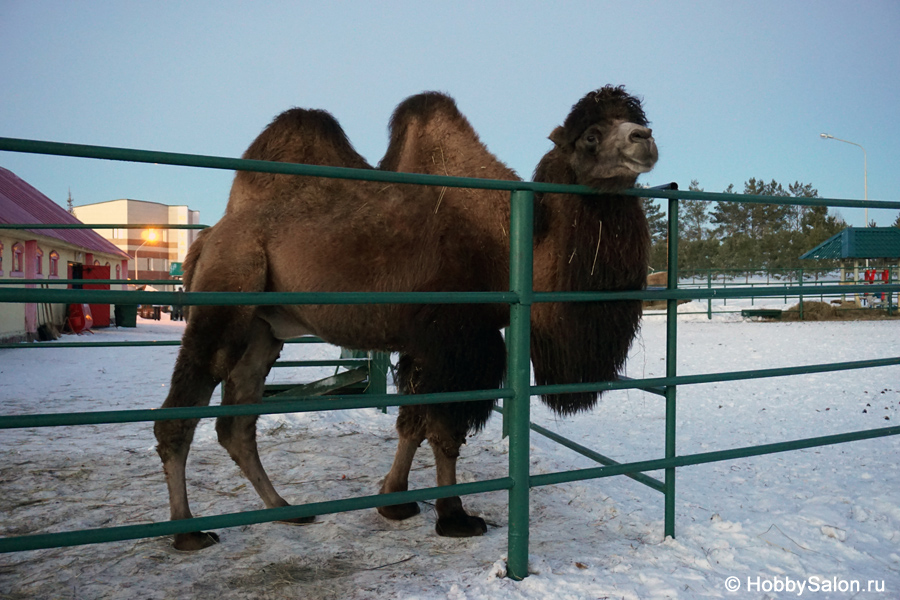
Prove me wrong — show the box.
[548,126,567,147]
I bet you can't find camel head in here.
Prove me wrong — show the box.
[547,85,658,190]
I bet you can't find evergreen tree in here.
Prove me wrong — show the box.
[893,213,900,228]
[788,181,818,231]
[641,196,668,272]
[710,184,749,237]
[742,178,791,238]
[640,197,666,243]
[680,179,711,242]
[703,178,842,275]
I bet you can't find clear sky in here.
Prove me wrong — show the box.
[2,1,898,227]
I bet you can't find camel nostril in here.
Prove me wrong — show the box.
[629,127,652,142]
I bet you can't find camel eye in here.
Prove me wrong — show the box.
[585,134,598,144]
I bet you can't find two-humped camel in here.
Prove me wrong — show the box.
[155,86,657,549]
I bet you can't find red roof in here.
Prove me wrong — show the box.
[0,166,129,259]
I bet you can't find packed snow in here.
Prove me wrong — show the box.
[1,302,898,599]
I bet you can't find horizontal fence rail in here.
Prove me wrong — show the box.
[1,284,898,306]
[3,357,899,431]
[0,223,209,230]
[1,135,898,581]
[3,136,900,209]
[0,479,515,553]
[530,424,900,488]
[0,389,513,429]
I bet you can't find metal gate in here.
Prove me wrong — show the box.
[1,136,899,580]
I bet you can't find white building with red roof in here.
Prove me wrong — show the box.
[0,166,130,342]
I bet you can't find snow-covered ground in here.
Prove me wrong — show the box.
[1,307,898,599]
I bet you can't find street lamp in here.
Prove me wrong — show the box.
[820,133,868,226]
[133,229,158,284]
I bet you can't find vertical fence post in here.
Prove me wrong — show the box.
[367,351,391,413]
[501,326,510,438]
[799,268,804,321]
[665,196,679,539]
[506,189,534,580]
[889,266,896,316]
[707,270,712,320]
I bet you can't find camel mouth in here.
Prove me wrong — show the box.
[624,154,657,174]
[620,134,658,174]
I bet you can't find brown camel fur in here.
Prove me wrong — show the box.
[154,86,657,550]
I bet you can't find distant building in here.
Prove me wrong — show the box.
[0,166,130,342]
[800,226,900,306]
[73,199,201,281]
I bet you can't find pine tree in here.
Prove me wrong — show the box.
[641,196,668,271]
[742,178,790,238]
[710,184,749,237]
[788,181,818,231]
[641,197,666,243]
[66,189,75,214]
[702,178,841,275]
[680,179,711,242]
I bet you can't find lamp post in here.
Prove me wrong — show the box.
[133,229,158,284]
[820,133,868,226]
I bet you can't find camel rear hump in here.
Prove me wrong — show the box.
[227,108,373,214]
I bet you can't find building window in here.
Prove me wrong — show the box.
[49,251,60,277]
[115,264,121,279]
[35,246,44,276]
[94,259,101,266]
[0,240,4,276]
[12,243,24,276]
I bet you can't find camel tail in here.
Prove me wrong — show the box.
[180,227,212,320]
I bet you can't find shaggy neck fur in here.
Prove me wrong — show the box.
[531,148,650,415]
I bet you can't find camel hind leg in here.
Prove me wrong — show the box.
[154,320,224,550]
[215,317,314,524]
[156,221,275,550]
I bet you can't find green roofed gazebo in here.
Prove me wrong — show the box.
[799,227,900,261]
[799,227,900,305]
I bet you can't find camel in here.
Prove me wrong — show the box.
[154,86,657,550]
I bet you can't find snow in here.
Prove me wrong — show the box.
[1,312,899,599]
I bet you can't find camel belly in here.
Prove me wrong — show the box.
[258,307,314,341]
[259,304,406,350]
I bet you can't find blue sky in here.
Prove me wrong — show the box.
[2,1,898,227]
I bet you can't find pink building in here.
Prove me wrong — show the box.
[0,166,130,342]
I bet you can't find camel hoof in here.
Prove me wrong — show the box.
[377,502,421,521]
[173,531,220,551]
[278,515,316,526]
[435,514,487,537]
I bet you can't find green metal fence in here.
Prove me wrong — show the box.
[2,136,900,581]
[656,267,899,319]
